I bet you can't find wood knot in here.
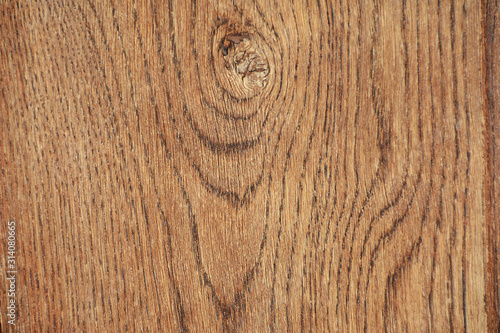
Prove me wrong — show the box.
[213,24,272,100]
[221,34,269,88]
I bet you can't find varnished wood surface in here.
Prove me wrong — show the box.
[0,0,498,331]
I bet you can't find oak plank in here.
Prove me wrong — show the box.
[0,0,496,331]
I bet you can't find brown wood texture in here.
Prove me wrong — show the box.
[0,0,498,332]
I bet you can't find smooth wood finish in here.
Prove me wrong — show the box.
[1,0,498,331]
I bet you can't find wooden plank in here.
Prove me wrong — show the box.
[484,0,500,331]
[0,0,496,331]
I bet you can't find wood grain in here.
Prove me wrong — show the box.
[0,0,498,331]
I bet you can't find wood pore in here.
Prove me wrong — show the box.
[0,0,499,332]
